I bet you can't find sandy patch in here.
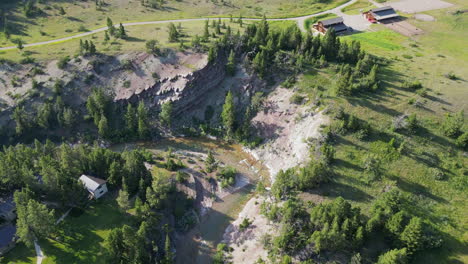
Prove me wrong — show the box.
[222,196,277,263]
[388,0,453,13]
[381,18,424,36]
[414,13,436,21]
[249,87,329,181]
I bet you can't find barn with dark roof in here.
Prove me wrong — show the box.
[364,6,399,22]
[313,17,348,34]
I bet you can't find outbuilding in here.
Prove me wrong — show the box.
[79,175,108,199]
[364,6,399,22]
[313,17,348,34]
[0,224,16,256]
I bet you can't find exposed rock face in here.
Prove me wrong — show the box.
[119,50,228,118]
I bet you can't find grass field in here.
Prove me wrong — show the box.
[296,1,468,263]
[0,0,348,47]
[0,198,135,264]
[341,0,376,14]
[0,19,245,62]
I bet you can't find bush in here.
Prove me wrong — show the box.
[403,80,422,90]
[430,168,445,181]
[176,171,189,183]
[217,166,236,188]
[442,111,464,138]
[445,72,459,80]
[456,132,468,150]
[239,217,252,231]
[57,56,70,69]
[290,94,304,104]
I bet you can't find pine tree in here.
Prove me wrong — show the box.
[159,101,173,127]
[207,45,217,63]
[205,150,217,172]
[107,17,115,35]
[164,233,174,264]
[400,217,424,253]
[167,23,179,42]
[118,23,126,39]
[117,188,130,211]
[98,115,109,138]
[226,49,236,75]
[238,14,243,27]
[104,30,110,41]
[59,6,66,15]
[221,91,235,138]
[137,101,149,138]
[203,20,210,41]
[17,39,24,50]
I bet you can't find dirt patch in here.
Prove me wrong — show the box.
[222,196,277,263]
[249,87,329,181]
[388,0,453,13]
[381,18,423,37]
[414,14,436,21]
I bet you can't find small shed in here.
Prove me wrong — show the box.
[0,224,16,256]
[364,6,399,22]
[0,195,16,221]
[79,175,108,199]
[313,17,348,34]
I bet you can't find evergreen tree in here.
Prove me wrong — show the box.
[164,233,174,264]
[59,6,66,15]
[168,23,179,42]
[98,115,109,138]
[118,23,126,39]
[15,198,55,247]
[159,101,173,127]
[104,30,110,41]
[203,19,210,41]
[205,150,217,172]
[117,188,130,211]
[226,49,236,76]
[400,217,424,253]
[107,17,115,35]
[137,102,150,138]
[221,91,235,138]
[207,45,217,63]
[377,248,408,264]
[17,38,24,50]
[125,104,138,136]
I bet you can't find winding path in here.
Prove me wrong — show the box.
[0,0,357,51]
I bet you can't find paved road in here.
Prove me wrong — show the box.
[0,0,357,51]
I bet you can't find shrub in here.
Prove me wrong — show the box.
[430,168,445,181]
[456,132,468,150]
[445,72,459,80]
[57,56,70,69]
[442,111,464,138]
[403,80,422,90]
[217,166,236,188]
[239,217,252,231]
[176,171,189,183]
[290,94,304,104]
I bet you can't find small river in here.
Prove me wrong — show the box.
[112,137,270,263]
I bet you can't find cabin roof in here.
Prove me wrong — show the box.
[320,17,344,26]
[79,175,107,192]
[370,6,399,20]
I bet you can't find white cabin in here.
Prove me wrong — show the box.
[79,175,108,199]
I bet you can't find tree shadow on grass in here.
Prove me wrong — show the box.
[310,180,373,203]
[386,173,447,204]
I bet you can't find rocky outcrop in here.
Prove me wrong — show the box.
[117,50,228,117]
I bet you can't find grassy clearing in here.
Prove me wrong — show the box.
[297,3,468,263]
[341,0,376,15]
[0,0,348,47]
[0,19,246,62]
[0,244,36,264]
[1,198,134,264]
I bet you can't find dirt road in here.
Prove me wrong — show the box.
[0,0,357,51]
